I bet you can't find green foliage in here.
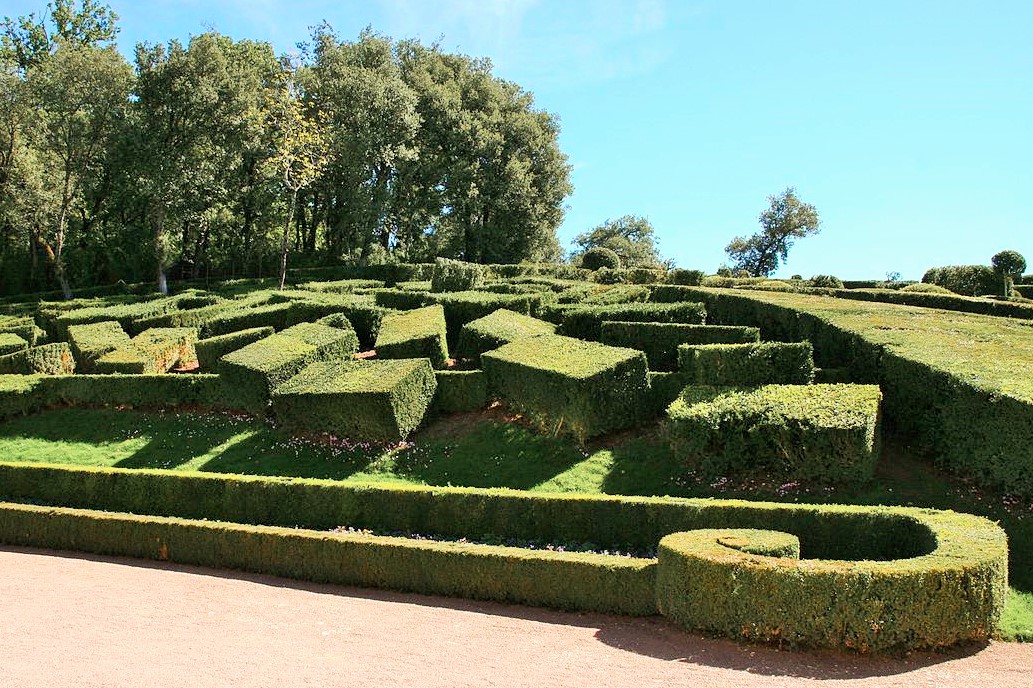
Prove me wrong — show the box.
[51,297,180,339]
[573,216,664,268]
[666,384,882,484]
[431,258,488,293]
[725,188,820,277]
[0,462,1008,651]
[0,374,44,420]
[590,267,666,285]
[0,332,28,355]
[194,326,274,370]
[200,302,297,337]
[0,317,44,346]
[0,342,75,374]
[374,305,449,368]
[922,265,999,296]
[483,335,649,440]
[432,370,489,413]
[666,269,705,286]
[901,283,952,294]
[678,341,815,386]
[38,373,227,410]
[808,274,844,289]
[272,359,437,440]
[558,302,707,341]
[457,308,556,360]
[579,247,621,271]
[371,288,430,310]
[580,284,650,305]
[424,290,548,344]
[93,327,197,375]
[645,371,693,417]
[992,250,1026,277]
[600,322,760,372]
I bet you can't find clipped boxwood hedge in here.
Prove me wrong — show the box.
[666,384,882,483]
[0,332,28,356]
[194,326,274,371]
[456,308,556,360]
[0,316,45,346]
[678,341,815,386]
[374,305,449,368]
[66,320,131,372]
[558,302,707,341]
[0,342,76,375]
[432,369,489,413]
[483,335,649,440]
[272,359,437,441]
[431,257,488,293]
[0,463,1007,652]
[94,327,198,375]
[424,291,550,344]
[600,322,760,372]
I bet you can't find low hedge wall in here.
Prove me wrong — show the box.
[194,326,274,370]
[432,369,490,413]
[0,332,28,355]
[424,291,550,345]
[431,258,488,293]
[600,322,760,372]
[0,463,1007,652]
[94,327,198,375]
[666,384,882,484]
[0,342,76,375]
[557,302,707,341]
[66,321,132,372]
[0,316,45,346]
[483,335,649,440]
[38,373,227,410]
[678,341,815,386]
[374,305,449,368]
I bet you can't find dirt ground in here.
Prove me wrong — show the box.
[1,546,1028,688]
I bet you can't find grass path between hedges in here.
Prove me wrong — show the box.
[1,405,1032,640]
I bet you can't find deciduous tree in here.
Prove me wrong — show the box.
[725,188,820,277]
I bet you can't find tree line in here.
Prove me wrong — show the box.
[0,1,572,297]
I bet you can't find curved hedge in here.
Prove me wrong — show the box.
[0,463,1007,652]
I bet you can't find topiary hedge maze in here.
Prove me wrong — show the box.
[0,263,1026,652]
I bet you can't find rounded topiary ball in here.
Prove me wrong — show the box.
[581,247,621,271]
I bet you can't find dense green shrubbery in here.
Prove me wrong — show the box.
[0,316,44,346]
[808,274,844,289]
[666,269,705,286]
[0,462,1007,651]
[645,371,692,417]
[374,305,449,368]
[600,322,761,371]
[591,267,666,285]
[456,308,556,360]
[580,247,621,271]
[39,373,227,410]
[580,284,651,305]
[557,301,707,341]
[432,370,490,413]
[94,327,198,374]
[827,287,1033,320]
[922,265,999,296]
[0,342,76,375]
[0,332,28,356]
[297,279,385,293]
[678,341,815,386]
[488,263,590,281]
[50,297,180,339]
[272,359,437,440]
[0,374,43,419]
[901,283,952,294]
[66,321,131,372]
[431,258,488,293]
[371,288,430,310]
[424,290,550,344]
[666,384,882,484]
[200,302,297,337]
[483,335,649,440]
[194,327,274,370]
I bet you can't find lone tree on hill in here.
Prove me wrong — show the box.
[991,249,1026,297]
[573,215,665,268]
[725,188,820,277]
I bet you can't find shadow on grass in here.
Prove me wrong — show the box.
[196,431,378,481]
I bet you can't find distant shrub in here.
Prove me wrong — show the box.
[790,274,803,281]
[431,258,487,293]
[922,265,999,296]
[580,247,621,271]
[716,266,733,277]
[901,283,952,294]
[591,267,666,285]
[992,250,1027,297]
[581,284,650,305]
[666,269,705,286]
[808,274,845,289]
[732,268,751,278]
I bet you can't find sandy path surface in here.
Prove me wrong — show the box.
[1,546,1027,688]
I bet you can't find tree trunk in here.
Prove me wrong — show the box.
[153,205,168,296]
[278,188,298,291]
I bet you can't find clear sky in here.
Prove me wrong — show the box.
[9,0,1032,279]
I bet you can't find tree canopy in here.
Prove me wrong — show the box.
[0,4,572,296]
[724,188,820,277]
[573,215,664,268]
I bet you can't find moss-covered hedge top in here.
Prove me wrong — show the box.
[276,359,434,396]
[485,334,645,379]
[375,305,447,348]
[669,384,883,429]
[462,308,556,342]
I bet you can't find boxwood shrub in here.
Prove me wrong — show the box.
[272,358,437,440]
[600,322,760,371]
[558,302,707,341]
[0,342,76,375]
[482,335,649,440]
[374,305,449,368]
[433,369,489,413]
[424,291,549,344]
[431,257,488,293]
[456,308,556,360]
[0,332,28,356]
[0,317,44,346]
[94,327,198,375]
[66,321,132,372]
[666,383,882,483]
[678,341,815,386]
[194,326,274,371]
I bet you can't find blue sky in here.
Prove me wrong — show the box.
[9,0,1032,278]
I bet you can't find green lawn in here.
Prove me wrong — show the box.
[1,405,1031,639]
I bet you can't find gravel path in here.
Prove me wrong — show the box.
[1,546,1027,688]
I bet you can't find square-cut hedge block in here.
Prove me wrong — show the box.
[94,327,198,375]
[600,322,760,372]
[375,305,449,368]
[678,341,815,386]
[0,342,76,375]
[482,334,649,440]
[423,290,551,344]
[272,359,437,441]
[194,326,274,371]
[219,322,356,413]
[666,383,882,483]
[0,332,29,356]
[457,308,556,360]
[0,317,44,346]
[67,321,131,372]
[558,301,707,341]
